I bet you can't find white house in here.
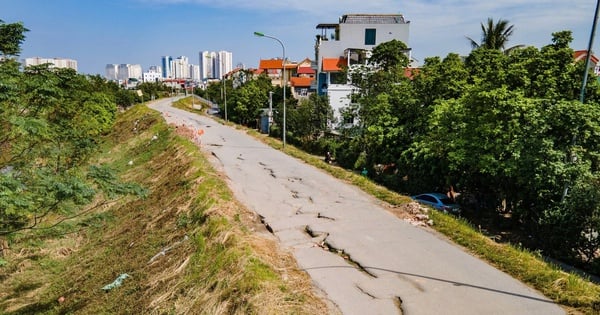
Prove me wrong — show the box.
[143,68,162,83]
[314,13,411,126]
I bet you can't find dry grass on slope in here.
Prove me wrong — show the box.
[0,104,330,315]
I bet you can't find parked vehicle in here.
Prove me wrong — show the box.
[207,106,221,116]
[411,193,461,214]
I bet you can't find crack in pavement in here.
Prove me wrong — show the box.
[317,212,336,220]
[355,284,377,299]
[322,241,378,279]
[288,176,302,182]
[258,215,274,234]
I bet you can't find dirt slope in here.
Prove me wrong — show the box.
[0,104,330,314]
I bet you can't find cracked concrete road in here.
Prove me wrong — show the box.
[150,98,565,315]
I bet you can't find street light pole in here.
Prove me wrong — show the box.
[254,31,286,148]
[222,57,228,121]
[561,0,600,202]
[268,91,273,134]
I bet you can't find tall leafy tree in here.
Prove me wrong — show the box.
[368,39,410,72]
[228,79,268,127]
[347,40,419,177]
[0,22,143,235]
[413,53,469,106]
[286,94,332,141]
[0,19,28,57]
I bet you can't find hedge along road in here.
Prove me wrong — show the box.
[150,97,564,315]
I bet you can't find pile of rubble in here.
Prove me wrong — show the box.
[403,202,434,227]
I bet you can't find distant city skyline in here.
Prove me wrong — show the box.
[22,57,78,71]
[5,1,600,75]
[102,50,233,83]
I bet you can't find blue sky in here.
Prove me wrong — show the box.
[4,0,599,75]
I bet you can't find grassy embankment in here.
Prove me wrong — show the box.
[176,96,600,314]
[0,103,329,314]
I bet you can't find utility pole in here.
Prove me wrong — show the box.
[562,0,600,202]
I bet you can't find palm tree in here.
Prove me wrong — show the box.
[466,18,523,53]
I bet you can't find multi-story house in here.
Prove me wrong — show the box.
[290,58,316,99]
[143,67,162,83]
[574,50,600,76]
[314,13,411,125]
[257,58,297,87]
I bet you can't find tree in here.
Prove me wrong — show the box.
[0,23,144,235]
[466,18,523,53]
[228,80,268,127]
[287,93,332,141]
[368,39,410,72]
[0,19,28,57]
[413,53,469,106]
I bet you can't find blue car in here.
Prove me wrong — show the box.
[411,193,461,214]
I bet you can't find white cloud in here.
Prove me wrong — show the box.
[137,0,600,60]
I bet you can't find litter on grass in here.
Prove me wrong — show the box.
[102,273,130,292]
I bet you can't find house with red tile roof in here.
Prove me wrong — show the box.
[290,77,314,98]
[290,58,317,98]
[574,50,600,76]
[256,57,319,99]
[257,58,297,87]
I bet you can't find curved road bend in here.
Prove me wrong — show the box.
[150,98,564,315]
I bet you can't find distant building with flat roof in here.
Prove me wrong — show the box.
[22,57,78,71]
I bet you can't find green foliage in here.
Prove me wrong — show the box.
[286,93,332,142]
[322,24,600,273]
[539,175,600,272]
[87,164,148,199]
[413,53,469,106]
[137,81,170,100]
[0,19,28,57]
[0,22,145,235]
[228,79,268,126]
[115,89,136,108]
[368,39,410,71]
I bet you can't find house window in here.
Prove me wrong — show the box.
[365,29,376,45]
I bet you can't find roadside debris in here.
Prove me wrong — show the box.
[403,202,434,227]
[102,273,130,292]
[147,235,189,264]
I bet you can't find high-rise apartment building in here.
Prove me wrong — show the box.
[200,51,215,81]
[161,55,173,79]
[23,57,78,71]
[217,50,233,79]
[104,63,142,82]
[173,56,189,79]
[189,64,200,82]
[117,64,142,81]
[105,64,119,81]
[199,50,232,81]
